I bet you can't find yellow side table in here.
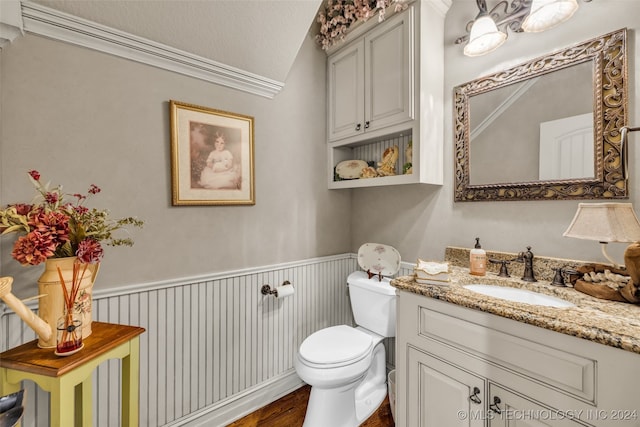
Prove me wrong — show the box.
[0,321,145,427]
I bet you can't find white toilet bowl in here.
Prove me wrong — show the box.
[294,325,388,427]
[295,256,399,427]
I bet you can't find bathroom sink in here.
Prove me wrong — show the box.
[463,284,575,308]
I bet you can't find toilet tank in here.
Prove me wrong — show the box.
[347,271,397,337]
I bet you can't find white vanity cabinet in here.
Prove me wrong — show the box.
[325,0,450,189]
[396,291,640,427]
[328,8,412,142]
[407,346,485,426]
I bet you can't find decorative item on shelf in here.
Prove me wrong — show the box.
[335,159,368,180]
[455,0,587,57]
[376,146,399,176]
[360,162,378,179]
[403,141,412,174]
[315,0,409,51]
[0,170,143,348]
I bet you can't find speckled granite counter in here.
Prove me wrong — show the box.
[392,264,640,355]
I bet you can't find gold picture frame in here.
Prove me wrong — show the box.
[170,100,255,206]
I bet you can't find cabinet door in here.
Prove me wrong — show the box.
[488,384,585,427]
[407,347,485,427]
[328,41,365,141]
[364,9,413,133]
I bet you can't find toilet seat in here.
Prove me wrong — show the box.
[299,325,373,368]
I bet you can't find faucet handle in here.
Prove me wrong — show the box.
[551,267,567,287]
[489,259,511,277]
[552,266,579,287]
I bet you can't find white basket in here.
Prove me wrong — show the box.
[388,369,396,423]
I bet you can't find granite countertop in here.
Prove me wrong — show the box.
[392,266,640,355]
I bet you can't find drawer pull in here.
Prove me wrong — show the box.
[489,396,502,414]
[355,123,362,131]
[469,387,482,404]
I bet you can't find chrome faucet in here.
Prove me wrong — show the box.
[514,246,537,282]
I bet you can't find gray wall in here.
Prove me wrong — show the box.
[3,1,639,295]
[352,0,640,267]
[0,31,352,298]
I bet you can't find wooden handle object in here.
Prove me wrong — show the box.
[0,277,53,341]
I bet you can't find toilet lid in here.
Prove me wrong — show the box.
[299,325,373,366]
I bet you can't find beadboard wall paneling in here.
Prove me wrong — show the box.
[1,255,411,426]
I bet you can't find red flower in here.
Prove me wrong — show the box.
[11,231,56,265]
[74,206,89,215]
[13,203,33,215]
[76,239,104,263]
[32,211,70,246]
[1,170,143,267]
[44,192,59,204]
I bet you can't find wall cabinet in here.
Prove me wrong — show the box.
[396,291,640,427]
[328,9,412,142]
[325,0,450,189]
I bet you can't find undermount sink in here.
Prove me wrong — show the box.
[463,284,575,308]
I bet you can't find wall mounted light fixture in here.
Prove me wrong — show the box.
[456,0,588,57]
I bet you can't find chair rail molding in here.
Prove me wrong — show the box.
[17,1,285,98]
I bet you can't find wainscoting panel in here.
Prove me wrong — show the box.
[1,254,408,426]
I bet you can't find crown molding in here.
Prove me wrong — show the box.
[423,0,453,17]
[0,1,24,48]
[19,1,285,99]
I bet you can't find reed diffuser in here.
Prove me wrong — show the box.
[55,260,86,355]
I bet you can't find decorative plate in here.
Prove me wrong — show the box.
[336,160,368,180]
[357,243,401,277]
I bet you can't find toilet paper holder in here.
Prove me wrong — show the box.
[261,281,291,297]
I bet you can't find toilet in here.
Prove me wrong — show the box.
[294,245,398,427]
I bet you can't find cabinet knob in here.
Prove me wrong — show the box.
[469,386,482,404]
[355,123,361,131]
[489,396,502,414]
[365,121,370,129]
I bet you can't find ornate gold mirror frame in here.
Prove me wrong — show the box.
[454,28,627,202]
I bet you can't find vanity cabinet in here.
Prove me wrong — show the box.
[396,291,640,427]
[407,346,485,426]
[325,0,450,189]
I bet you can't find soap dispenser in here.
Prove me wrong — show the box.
[470,237,486,276]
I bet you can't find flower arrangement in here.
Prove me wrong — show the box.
[316,0,408,51]
[0,170,143,266]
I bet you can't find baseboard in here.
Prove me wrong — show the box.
[166,370,305,427]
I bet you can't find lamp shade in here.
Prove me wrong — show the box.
[464,15,507,57]
[521,0,579,33]
[563,203,640,243]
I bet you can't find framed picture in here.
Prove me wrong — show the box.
[170,100,255,205]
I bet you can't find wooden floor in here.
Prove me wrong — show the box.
[227,384,395,427]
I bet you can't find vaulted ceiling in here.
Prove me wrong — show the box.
[31,0,323,84]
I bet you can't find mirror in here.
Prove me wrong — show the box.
[454,28,628,202]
